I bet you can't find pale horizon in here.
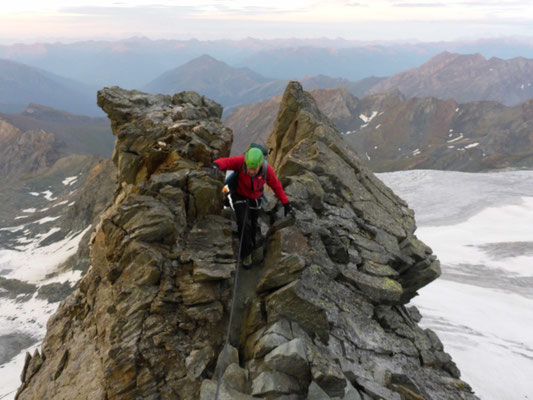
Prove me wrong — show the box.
[2,0,533,45]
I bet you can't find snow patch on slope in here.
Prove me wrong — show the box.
[1,226,90,284]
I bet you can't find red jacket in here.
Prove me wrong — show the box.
[214,155,289,204]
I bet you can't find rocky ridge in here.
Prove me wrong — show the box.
[225,87,376,156]
[367,51,533,106]
[0,103,114,160]
[226,87,533,172]
[15,84,477,399]
[0,119,58,182]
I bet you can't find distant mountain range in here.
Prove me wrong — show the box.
[0,59,101,116]
[2,37,533,88]
[238,46,429,81]
[225,87,533,172]
[3,41,533,118]
[143,55,379,113]
[2,40,533,174]
[368,52,533,106]
[145,51,533,113]
[0,53,378,117]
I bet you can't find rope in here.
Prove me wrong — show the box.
[214,201,249,400]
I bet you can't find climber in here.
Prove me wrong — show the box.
[211,145,293,268]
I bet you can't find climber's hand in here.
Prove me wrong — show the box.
[283,202,294,217]
[210,163,220,176]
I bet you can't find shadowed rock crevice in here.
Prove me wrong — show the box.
[15,84,478,400]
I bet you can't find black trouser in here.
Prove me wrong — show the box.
[231,194,261,259]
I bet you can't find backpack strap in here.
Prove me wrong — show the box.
[262,160,268,181]
[259,160,268,196]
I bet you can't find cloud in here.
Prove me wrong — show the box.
[391,0,530,8]
[212,5,308,16]
[393,3,446,7]
[58,3,308,19]
[3,0,533,43]
[459,0,527,5]
[59,5,204,17]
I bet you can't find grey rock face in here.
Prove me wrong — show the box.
[15,84,477,400]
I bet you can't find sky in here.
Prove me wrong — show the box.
[1,0,533,44]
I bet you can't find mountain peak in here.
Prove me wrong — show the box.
[185,54,222,66]
[21,103,75,119]
[422,51,486,68]
[193,53,218,62]
[143,55,271,109]
[368,51,533,106]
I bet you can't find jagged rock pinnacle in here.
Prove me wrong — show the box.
[15,84,478,400]
[265,81,440,303]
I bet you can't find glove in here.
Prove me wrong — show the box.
[283,202,294,217]
[210,163,220,175]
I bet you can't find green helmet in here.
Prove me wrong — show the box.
[245,147,264,168]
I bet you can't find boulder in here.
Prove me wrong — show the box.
[342,381,363,400]
[221,363,248,392]
[251,371,301,397]
[265,280,330,343]
[248,320,294,359]
[307,343,347,398]
[214,344,240,379]
[264,338,310,378]
[186,345,215,378]
[360,261,399,278]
